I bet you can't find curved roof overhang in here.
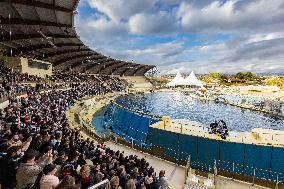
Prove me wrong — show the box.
[0,0,154,76]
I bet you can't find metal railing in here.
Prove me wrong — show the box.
[88,179,110,189]
[186,155,284,188]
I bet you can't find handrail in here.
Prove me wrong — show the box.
[88,179,110,189]
[186,155,284,188]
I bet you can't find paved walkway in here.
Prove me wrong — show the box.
[154,119,284,147]
[215,176,269,189]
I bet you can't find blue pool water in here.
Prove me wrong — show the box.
[115,92,284,131]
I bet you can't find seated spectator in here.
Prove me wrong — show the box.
[0,146,22,189]
[55,175,76,189]
[125,172,137,189]
[79,165,94,189]
[40,164,60,189]
[15,150,42,189]
[61,153,80,179]
[144,172,154,189]
[6,133,22,147]
[109,170,119,189]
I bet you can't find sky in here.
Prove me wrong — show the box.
[75,0,284,75]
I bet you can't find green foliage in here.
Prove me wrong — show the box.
[234,72,255,81]
[235,72,245,80]
[265,77,284,86]
[220,74,229,82]
[209,72,221,79]
[201,72,221,83]
[200,71,263,85]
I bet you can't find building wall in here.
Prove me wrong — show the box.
[20,57,52,78]
[0,56,22,72]
[0,56,52,78]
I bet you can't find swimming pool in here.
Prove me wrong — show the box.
[115,92,284,131]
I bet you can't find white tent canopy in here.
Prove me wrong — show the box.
[166,72,184,86]
[166,71,204,87]
[183,71,204,87]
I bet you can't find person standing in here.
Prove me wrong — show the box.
[159,170,169,189]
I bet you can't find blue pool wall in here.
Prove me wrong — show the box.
[109,102,161,145]
[148,127,284,182]
[110,102,284,182]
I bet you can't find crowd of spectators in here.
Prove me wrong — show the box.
[47,73,99,83]
[0,65,58,100]
[0,84,32,99]
[0,65,128,101]
[0,82,70,102]
[0,65,169,189]
[0,65,42,83]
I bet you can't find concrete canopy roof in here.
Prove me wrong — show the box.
[0,0,155,76]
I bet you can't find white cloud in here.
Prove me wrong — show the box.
[85,17,127,37]
[128,11,178,35]
[87,0,156,23]
[246,32,284,44]
[75,0,284,75]
[177,0,284,33]
[126,40,186,64]
[227,37,284,62]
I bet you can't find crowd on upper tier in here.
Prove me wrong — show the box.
[0,65,128,100]
[0,65,169,189]
[0,66,43,83]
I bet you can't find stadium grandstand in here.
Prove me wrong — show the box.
[0,1,163,189]
[0,1,283,189]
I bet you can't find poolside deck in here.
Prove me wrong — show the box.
[153,119,284,147]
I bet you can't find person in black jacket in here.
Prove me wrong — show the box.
[0,146,22,189]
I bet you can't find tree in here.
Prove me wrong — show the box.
[234,72,255,82]
[209,72,221,79]
[220,74,229,82]
[244,72,253,81]
[235,72,245,80]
